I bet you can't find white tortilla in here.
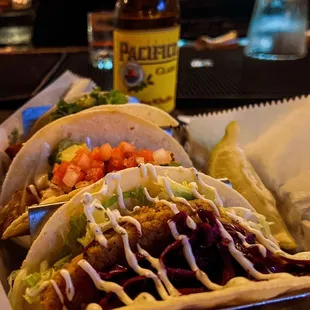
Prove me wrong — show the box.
[10,166,310,310]
[29,101,178,137]
[0,110,191,207]
[10,166,254,309]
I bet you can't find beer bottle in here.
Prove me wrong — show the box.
[113,0,180,113]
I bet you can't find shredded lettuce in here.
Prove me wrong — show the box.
[61,214,87,257]
[158,176,194,201]
[51,89,127,121]
[77,226,94,248]
[102,186,152,210]
[23,273,41,288]
[53,254,72,270]
[8,269,20,290]
[23,294,40,304]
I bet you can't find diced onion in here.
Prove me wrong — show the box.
[153,149,172,165]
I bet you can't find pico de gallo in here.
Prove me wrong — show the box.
[49,139,179,192]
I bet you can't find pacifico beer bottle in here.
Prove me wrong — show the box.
[113,0,180,113]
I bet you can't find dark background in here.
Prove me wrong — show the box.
[32,0,257,47]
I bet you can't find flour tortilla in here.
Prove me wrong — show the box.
[10,166,253,309]
[29,101,178,137]
[0,111,191,239]
[9,166,310,310]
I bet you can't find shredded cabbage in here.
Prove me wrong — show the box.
[77,226,94,248]
[23,273,41,288]
[157,176,194,200]
[7,269,20,290]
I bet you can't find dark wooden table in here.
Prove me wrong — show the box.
[1,47,310,309]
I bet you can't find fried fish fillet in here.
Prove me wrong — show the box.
[0,189,37,236]
[41,199,216,310]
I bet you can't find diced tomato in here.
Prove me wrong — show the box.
[75,153,92,173]
[91,147,102,161]
[62,164,81,187]
[135,157,145,165]
[119,142,136,158]
[100,143,112,161]
[153,148,172,165]
[72,147,91,165]
[123,156,137,168]
[111,147,124,161]
[53,163,60,173]
[51,171,63,186]
[57,162,70,177]
[85,167,104,182]
[91,160,105,169]
[135,149,154,163]
[75,171,86,184]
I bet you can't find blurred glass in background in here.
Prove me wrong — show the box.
[0,0,35,47]
[245,0,308,60]
[88,10,114,70]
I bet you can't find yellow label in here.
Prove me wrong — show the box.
[113,26,180,113]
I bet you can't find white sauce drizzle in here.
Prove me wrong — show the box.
[190,167,224,207]
[83,193,108,248]
[34,142,51,190]
[60,269,75,301]
[25,280,50,297]
[189,182,220,217]
[28,185,41,203]
[236,232,267,258]
[216,219,291,280]
[78,259,133,305]
[51,280,65,305]
[168,221,222,291]
[162,177,191,207]
[86,303,103,310]
[134,292,156,303]
[137,244,180,297]
[143,188,197,230]
[106,208,170,300]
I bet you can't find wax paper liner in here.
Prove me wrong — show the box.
[185,95,310,171]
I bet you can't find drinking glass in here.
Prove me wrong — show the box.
[87,11,114,70]
[245,0,308,60]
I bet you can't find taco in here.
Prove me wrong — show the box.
[28,89,178,138]
[0,110,191,240]
[8,165,310,310]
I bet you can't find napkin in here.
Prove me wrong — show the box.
[0,71,96,152]
[186,95,310,249]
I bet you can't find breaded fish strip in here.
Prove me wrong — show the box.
[41,200,215,309]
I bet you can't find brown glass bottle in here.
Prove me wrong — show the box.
[113,0,180,113]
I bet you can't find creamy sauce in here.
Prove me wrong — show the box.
[227,212,282,254]
[139,163,159,182]
[60,269,75,301]
[86,303,103,310]
[78,259,133,305]
[34,142,51,190]
[168,220,222,291]
[106,208,170,300]
[28,185,41,203]
[216,219,291,280]
[25,280,50,297]
[133,292,156,303]
[190,167,224,207]
[161,177,191,207]
[236,232,267,258]
[83,193,108,248]
[51,280,65,305]
[137,244,180,297]
[189,182,220,217]
[143,189,197,230]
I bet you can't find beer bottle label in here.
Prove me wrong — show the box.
[113,26,180,112]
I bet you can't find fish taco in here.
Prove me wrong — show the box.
[8,165,310,310]
[0,110,191,240]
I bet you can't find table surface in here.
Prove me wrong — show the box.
[1,47,310,309]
